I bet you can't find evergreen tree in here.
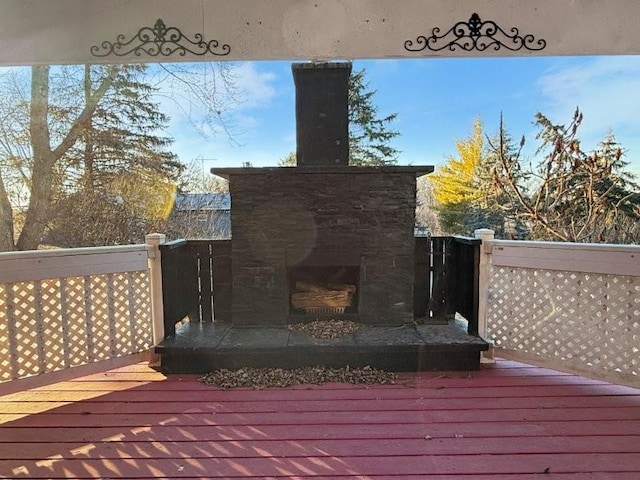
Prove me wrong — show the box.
[479,120,529,239]
[77,64,182,187]
[48,64,183,247]
[276,67,400,167]
[348,68,400,166]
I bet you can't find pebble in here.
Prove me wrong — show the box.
[287,319,360,339]
[199,365,397,390]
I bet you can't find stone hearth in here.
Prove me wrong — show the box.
[155,321,488,373]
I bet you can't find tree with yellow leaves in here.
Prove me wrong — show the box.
[429,119,486,234]
[430,117,527,237]
[431,118,484,206]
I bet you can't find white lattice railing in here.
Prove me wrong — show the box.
[480,234,640,384]
[0,244,157,383]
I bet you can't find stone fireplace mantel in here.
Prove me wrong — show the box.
[211,165,433,179]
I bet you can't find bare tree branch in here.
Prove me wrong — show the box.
[487,108,640,243]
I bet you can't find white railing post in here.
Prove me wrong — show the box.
[474,228,495,363]
[146,233,166,346]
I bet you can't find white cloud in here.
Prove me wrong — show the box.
[233,62,279,111]
[537,56,640,145]
[535,56,640,175]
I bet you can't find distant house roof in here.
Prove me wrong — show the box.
[174,193,231,211]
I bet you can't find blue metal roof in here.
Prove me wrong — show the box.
[174,193,231,211]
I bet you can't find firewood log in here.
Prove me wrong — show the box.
[295,281,325,292]
[291,290,352,309]
[327,282,357,294]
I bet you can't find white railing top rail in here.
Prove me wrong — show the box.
[0,243,150,260]
[489,238,640,253]
[0,244,151,284]
[487,239,640,277]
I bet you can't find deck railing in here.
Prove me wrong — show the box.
[415,236,481,333]
[3,230,638,387]
[446,236,481,335]
[159,239,231,337]
[0,244,155,383]
[479,231,640,385]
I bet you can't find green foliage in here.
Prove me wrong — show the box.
[436,201,471,235]
[48,65,182,247]
[433,107,640,243]
[431,117,530,238]
[348,68,400,166]
[77,65,182,186]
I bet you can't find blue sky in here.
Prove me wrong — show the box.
[167,55,640,179]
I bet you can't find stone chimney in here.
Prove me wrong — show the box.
[292,62,352,166]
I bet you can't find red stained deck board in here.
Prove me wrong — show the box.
[57,374,613,389]
[3,420,640,444]
[5,400,640,425]
[2,436,640,460]
[3,396,640,415]
[3,477,635,480]
[2,453,640,478]
[0,359,638,479]
[8,383,637,404]
[2,404,640,427]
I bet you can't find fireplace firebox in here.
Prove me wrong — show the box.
[288,265,360,316]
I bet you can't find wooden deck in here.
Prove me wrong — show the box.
[0,359,639,479]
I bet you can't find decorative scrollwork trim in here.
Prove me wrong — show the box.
[405,13,546,53]
[91,18,231,58]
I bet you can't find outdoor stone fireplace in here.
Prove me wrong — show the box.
[212,62,432,326]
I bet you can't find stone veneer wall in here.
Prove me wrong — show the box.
[228,171,417,325]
